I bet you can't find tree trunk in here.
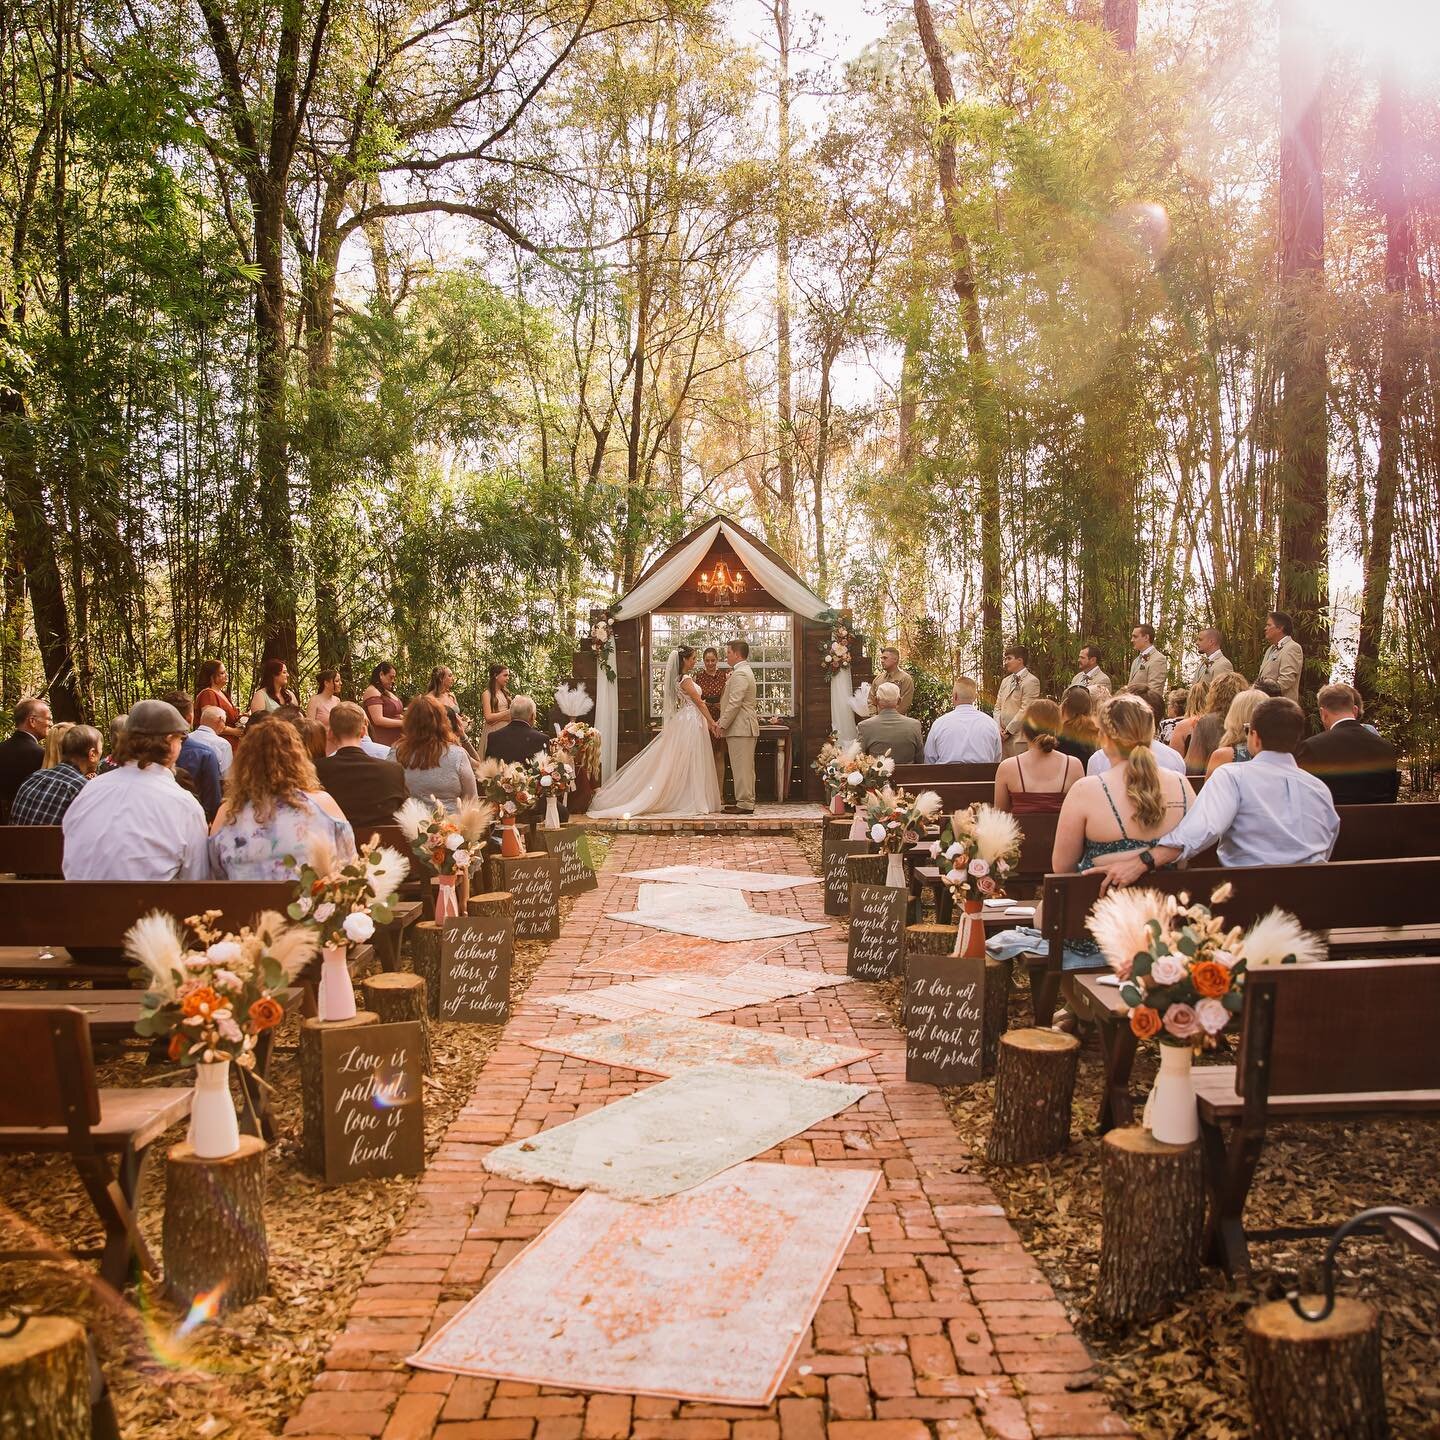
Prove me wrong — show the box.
[1102,0,1137,52]
[409,922,443,1019]
[1095,1127,1203,1322]
[0,520,22,710]
[362,973,430,1072]
[163,1137,268,1310]
[773,0,797,562]
[299,1011,378,1177]
[1276,0,1329,700]
[1244,1298,1387,1440]
[813,350,834,594]
[986,1028,1080,1164]
[0,1315,89,1440]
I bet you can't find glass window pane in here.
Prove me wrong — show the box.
[648,612,794,720]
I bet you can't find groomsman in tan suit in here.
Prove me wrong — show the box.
[1069,644,1111,693]
[718,639,760,814]
[868,646,915,715]
[1256,611,1303,704]
[1128,624,1169,701]
[1191,628,1234,685]
[995,645,1041,757]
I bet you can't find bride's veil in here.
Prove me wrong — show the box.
[661,648,684,717]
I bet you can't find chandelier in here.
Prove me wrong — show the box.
[697,562,746,605]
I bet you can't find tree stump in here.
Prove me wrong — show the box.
[903,926,1010,1074]
[299,1012,378,1177]
[362,973,431,1073]
[0,1315,90,1440]
[466,890,515,926]
[1245,1298,1387,1440]
[409,922,442,1018]
[846,853,888,914]
[162,1136,268,1310]
[987,1027,1080,1164]
[1095,1127,1203,1322]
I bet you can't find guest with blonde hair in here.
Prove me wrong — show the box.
[41,720,74,769]
[1204,688,1268,775]
[994,699,1081,814]
[1166,678,1210,760]
[1185,670,1247,773]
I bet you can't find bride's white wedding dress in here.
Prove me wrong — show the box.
[588,657,723,819]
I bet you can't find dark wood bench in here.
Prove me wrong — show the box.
[1196,957,1440,1275]
[0,824,64,876]
[892,763,998,787]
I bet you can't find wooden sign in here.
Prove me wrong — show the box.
[905,953,985,1085]
[847,884,908,981]
[439,914,513,1023]
[824,836,870,915]
[496,850,561,941]
[538,824,598,897]
[314,1020,425,1184]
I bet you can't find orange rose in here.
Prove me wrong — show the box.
[311,878,327,897]
[1130,1005,1162,1040]
[430,846,447,868]
[181,986,221,1018]
[249,996,284,1031]
[168,1032,185,1062]
[1191,960,1231,998]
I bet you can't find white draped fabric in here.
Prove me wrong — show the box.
[594,519,852,779]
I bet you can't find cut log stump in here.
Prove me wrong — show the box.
[362,973,431,1073]
[299,1012,378,1178]
[466,890,515,925]
[903,925,1010,1072]
[0,1315,90,1440]
[845,853,888,914]
[409,923,442,1018]
[1245,1297,1387,1440]
[162,1136,268,1311]
[987,1027,1080,1165]
[1095,1126,1203,1322]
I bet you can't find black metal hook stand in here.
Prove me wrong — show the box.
[1287,1206,1440,1322]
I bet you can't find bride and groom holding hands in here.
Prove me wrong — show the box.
[588,641,759,819]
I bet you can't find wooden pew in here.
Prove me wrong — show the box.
[892,763,998,786]
[1195,957,1440,1275]
[0,825,64,876]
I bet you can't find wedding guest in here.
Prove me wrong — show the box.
[923,677,1002,764]
[297,717,328,763]
[162,691,224,821]
[394,695,478,811]
[858,682,923,763]
[1191,628,1233,684]
[41,720,74,769]
[11,724,99,825]
[210,717,354,880]
[995,645,1041,757]
[480,663,513,757]
[192,706,234,776]
[485,695,551,764]
[1204,688,1268,775]
[1100,698,1338,883]
[317,701,409,832]
[426,665,476,757]
[307,669,342,730]
[1159,689,1188,746]
[1121,683,1167,733]
[249,658,298,715]
[696,647,728,791]
[995,700,1082,814]
[1296,684,1400,804]
[97,714,128,773]
[1166,680,1209,760]
[1185,671,1247,774]
[868,647,915,715]
[63,699,210,881]
[0,698,51,821]
[1070,644,1111,693]
[1086,697,1188,775]
[362,662,405,745]
[1256,610,1304,704]
[1127,624,1169,701]
[1057,687,1103,768]
[1252,679,1283,698]
[195,659,244,742]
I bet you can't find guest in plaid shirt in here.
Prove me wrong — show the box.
[11,724,101,824]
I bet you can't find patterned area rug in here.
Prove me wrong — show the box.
[537,962,853,1022]
[603,907,827,942]
[526,1014,879,1078]
[408,1162,879,1404]
[575,933,787,977]
[624,864,824,892]
[634,882,750,913]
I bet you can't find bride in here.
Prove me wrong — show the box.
[589,646,723,818]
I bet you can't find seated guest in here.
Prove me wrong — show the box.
[163,691,223,822]
[484,694,552,764]
[63,699,211,880]
[1185,671,1247,774]
[363,662,406,745]
[0,697,51,820]
[194,658,244,743]
[1101,698,1338,881]
[316,701,408,831]
[1056,687,1103,768]
[1085,697,1187,775]
[1252,679,1282,698]
[191,705,234,776]
[297,717,328,763]
[995,700,1082,814]
[1296,684,1400,804]
[1158,688,1188,746]
[857,682,923,764]
[1204,688,1268,775]
[923,677,1002,764]
[210,718,354,879]
[97,714,128,774]
[11,724,100,825]
[395,694,479,810]
[307,669,342,730]
[1166,679,1209,760]
[249,657,298,715]
[41,720,74,769]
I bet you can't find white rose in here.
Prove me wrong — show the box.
[342,911,375,944]
[945,843,963,859]
[445,833,464,850]
[314,902,335,923]
[847,772,863,787]
[207,940,242,965]
[1150,954,1185,985]
[453,850,471,868]
[869,823,886,843]
[1196,997,1230,1035]
[541,775,553,787]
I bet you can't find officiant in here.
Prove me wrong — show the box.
[697,646,728,795]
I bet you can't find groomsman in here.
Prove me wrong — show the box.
[1128,624,1169,701]
[868,646,915,715]
[995,645,1040,757]
[1070,644,1111,692]
[1256,610,1303,704]
[1191,628,1234,684]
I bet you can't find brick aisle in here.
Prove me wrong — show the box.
[287,833,1132,1440]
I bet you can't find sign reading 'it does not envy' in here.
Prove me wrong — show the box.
[846,883,908,981]
[497,851,561,941]
[318,1020,425,1185]
[439,915,513,1024]
[538,824,598,897]
[905,953,985,1086]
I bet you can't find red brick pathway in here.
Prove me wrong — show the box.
[287,833,1132,1440]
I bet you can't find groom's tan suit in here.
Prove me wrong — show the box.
[718,661,760,811]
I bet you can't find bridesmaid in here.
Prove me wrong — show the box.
[362,662,406,746]
[696,647,727,794]
[427,665,477,758]
[307,668,342,730]
[479,663,512,759]
[195,659,244,743]
[249,658,297,715]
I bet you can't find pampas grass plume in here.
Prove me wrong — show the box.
[972,805,1021,861]
[368,846,410,904]
[125,911,187,999]
[394,796,435,841]
[457,798,496,843]
[257,912,320,980]
[1240,908,1327,968]
[1087,888,1169,976]
[914,790,943,820]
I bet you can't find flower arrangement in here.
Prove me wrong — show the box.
[478,757,538,818]
[820,740,895,809]
[821,622,853,675]
[1088,883,1326,1047]
[533,747,575,797]
[127,909,317,1067]
[287,833,410,949]
[394,796,495,878]
[861,786,943,853]
[934,804,1022,904]
[583,612,618,682]
[554,720,601,781]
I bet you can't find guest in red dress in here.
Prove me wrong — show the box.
[362,662,406,745]
[695,647,728,794]
[994,699,1082,814]
[195,659,244,745]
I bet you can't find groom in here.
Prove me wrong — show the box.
[715,639,759,815]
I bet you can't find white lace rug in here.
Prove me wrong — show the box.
[604,908,827,942]
[634,883,750,914]
[537,962,852,1022]
[625,864,823,892]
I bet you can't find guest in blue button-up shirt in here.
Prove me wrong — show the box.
[1099,698,1339,886]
